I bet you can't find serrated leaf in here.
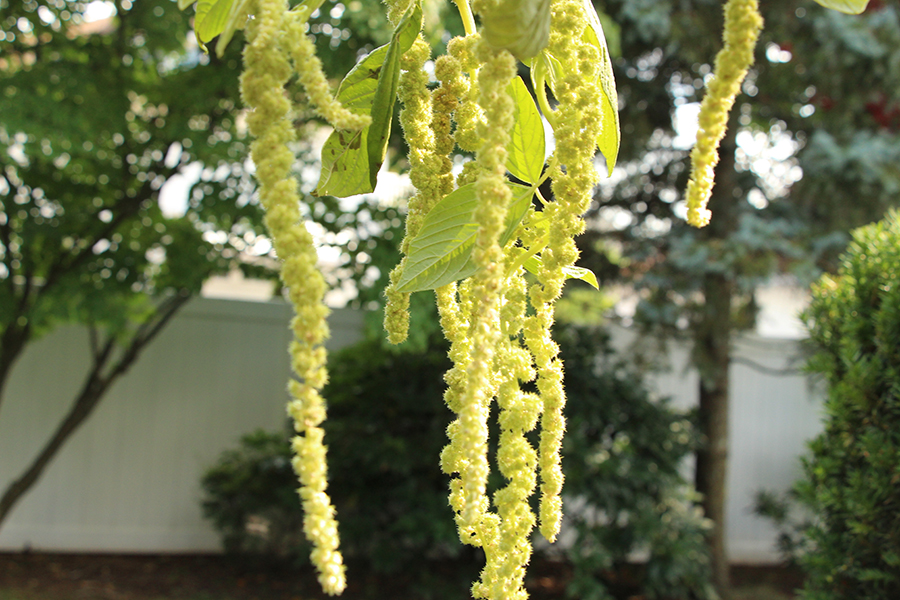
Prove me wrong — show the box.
[523,255,600,289]
[481,0,551,61]
[507,76,545,184]
[194,0,234,44]
[813,0,870,14]
[581,0,619,173]
[178,0,195,11]
[396,183,534,293]
[314,6,421,198]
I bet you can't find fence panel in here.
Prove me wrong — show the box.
[0,298,362,552]
[1,303,821,562]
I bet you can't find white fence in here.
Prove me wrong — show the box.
[0,298,823,562]
[608,326,824,562]
[0,298,362,552]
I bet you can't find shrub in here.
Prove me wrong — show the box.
[201,333,461,571]
[797,210,900,598]
[200,430,306,559]
[202,325,712,598]
[556,324,713,600]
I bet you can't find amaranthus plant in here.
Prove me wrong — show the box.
[176,0,871,597]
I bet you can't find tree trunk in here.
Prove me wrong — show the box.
[0,293,189,528]
[693,121,740,599]
[695,273,734,598]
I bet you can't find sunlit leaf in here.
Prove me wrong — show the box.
[523,255,600,289]
[396,183,534,293]
[367,6,422,186]
[480,0,551,61]
[507,76,545,184]
[581,0,620,173]
[313,46,383,198]
[214,0,252,57]
[194,0,234,44]
[314,6,421,198]
[813,0,870,14]
[529,1,620,176]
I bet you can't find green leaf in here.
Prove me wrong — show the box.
[523,256,600,290]
[314,6,422,198]
[581,0,620,173]
[507,76,545,184]
[214,0,252,57]
[194,0,234,44]
[178,0,195,11]
[813,0,870,14]
[480,0,552,61]
[529,0,620,176]
[367,6,422,187]
[396,183,534,293]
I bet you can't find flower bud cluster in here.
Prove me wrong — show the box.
[384,36,436,344]
[685,0,762,227]
[522,0,605,543]
[238,0,356,594]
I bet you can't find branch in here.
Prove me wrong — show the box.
[731,356,803,377]
[88,325,101,362]
[0,320,32,417]
[0,290,192,529]
[0,217,14,297]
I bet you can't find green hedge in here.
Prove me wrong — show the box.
[201,325,711,598]
[798,210,900,599]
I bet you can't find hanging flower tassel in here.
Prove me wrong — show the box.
[383,36,439,343]
[482,268,540,600]
[685,0,763,227]
[239,0,348,593]
[523,0,606,543]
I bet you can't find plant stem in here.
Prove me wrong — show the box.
[453,0,476,36]
[531,57,557,129]
[508,236,547,276]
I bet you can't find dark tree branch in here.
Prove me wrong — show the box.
[88,325,101,363]
[0,218,14,297]
[0,320,31,416]
[0,290,191,528]
[731,356,802,377]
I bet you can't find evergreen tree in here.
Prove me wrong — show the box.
[587,1,900,594]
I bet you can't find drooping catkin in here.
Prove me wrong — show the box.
[481,267,540,600]
[685,0,763,227]
[383,36,437,344]
[452,35,517,539]
[240,0,344,593]
[523,0,605,543]
[283,12,370,131]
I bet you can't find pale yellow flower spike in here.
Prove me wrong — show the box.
[454,35,516,542]
[685,0,763,227]
[480,267,539,600]
[523,0,604,543]
[283,13,370,132]
[239,0,344,594]
[383,36,438,344]
[447,35,484,158]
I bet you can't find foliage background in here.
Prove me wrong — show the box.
[201,323,711,600]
